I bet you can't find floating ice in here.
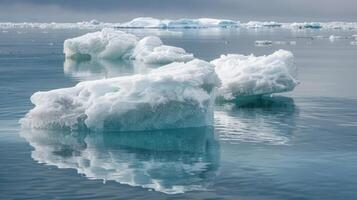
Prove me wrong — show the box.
[21,127,219,194]
[64,29,194,64]
[329,35,344,42]
[245,21,281,28]
[63,28,138,60]
[120,17,168,28]
[351,41,357,46]
[21,59,220,131]
[0,19,356,30]
[132,36,194,64]
[290,22,322,29]
[255,40,273,46]
[211,50,298,101]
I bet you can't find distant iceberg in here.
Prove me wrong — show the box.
[64,29,194,64]
[119,17,240,29]
[1,18,356,30]
[21,59,220,131]
[211,50,298,101]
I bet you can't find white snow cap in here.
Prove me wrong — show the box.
[64,29,194,64]
[211,50,298,101]
[21,59,220,131]
[132,36,194,64]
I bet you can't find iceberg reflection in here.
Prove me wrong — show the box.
[20,127,220,194]
[215,95,298,145]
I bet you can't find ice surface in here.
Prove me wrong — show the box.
[64,29,194,64]
[132,36,194,64]
[21,59,220,131]
[63,28,138,60]
[21,127,219,194]
[211,50,298,101]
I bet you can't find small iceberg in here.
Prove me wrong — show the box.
[21,59,220,131]
[211,50,298,102]
[255,40,273,46]
[64,29,194,64]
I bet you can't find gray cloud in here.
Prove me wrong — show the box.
[0,0,356,22]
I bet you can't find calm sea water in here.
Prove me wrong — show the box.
[1,27,357,199]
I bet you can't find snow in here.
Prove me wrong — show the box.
[63,28,138,60]
[64,29,194,64]
[211,50,298,101]
[132,36,194,64]
[20,59,220,131]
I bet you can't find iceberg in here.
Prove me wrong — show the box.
[20,127,219,194]
[211,50,298,101]
[64,29,194,64]
[245,21,281,28]
[63,28,138,60]
[21,59,220,131]
[119,17,168,28]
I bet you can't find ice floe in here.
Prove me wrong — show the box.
[63,28,138,60]
[211,50,298,101]
[64,29,194,64]
[21,59,220,131]
[254,40,273,46]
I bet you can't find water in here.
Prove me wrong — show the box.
[1,27,357,199]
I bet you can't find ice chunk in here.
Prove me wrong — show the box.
[197,18,239,28]
[211,50,298,101]
[20,59,220,131]
[21,127,219,194]
[132,36,194,64]
[255,40,273,46]
[64,30,193,64]
[245,21,281,28]
[290,22,322,29]
[120,17,168,28]
[63,28,138,60]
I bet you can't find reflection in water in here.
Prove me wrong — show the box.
[64,58,163,81]
[20,127,220,194]
[215,95,298,145]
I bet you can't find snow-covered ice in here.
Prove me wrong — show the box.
[64,29,194,64]
[211,50,298,101]
[132,36,194,64]
[63,28,138,60]
[21,59,220,131]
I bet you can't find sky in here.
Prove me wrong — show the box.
[0,0,356,22]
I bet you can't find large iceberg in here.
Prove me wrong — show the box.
[21,59,220,131]
[211,50,298,101]
[64,29,194,64]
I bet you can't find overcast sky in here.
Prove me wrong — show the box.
[0,0,356,22]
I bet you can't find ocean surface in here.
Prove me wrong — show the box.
[1,27,357,199]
